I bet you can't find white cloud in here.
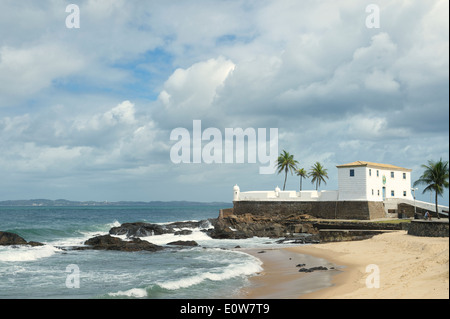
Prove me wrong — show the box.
[158,56,235,124]
[0,44,84,103]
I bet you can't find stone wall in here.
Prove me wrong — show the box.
[407,220,449,237]
[232,200,386,220]
[398,203,439,218]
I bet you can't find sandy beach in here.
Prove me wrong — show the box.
[241,231,449,299]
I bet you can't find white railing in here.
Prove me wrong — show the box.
[236,189,339,201]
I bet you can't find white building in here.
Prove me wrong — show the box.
[233,161,449,217]
[234,161,414,202]
[336,161,413,201]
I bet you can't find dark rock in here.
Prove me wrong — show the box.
[0,231,28,245]
[83,234,163,252]
[298,266,328,273]
[28,241,45,247]
[0,231,44,247]
[174,229,193,236]
[109,222,169,238]
[296,263,306,267]
[166,240,198,247]
[109,220,211,238]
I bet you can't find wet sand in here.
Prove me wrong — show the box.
[239,231,449,299]
[238,248,342,298]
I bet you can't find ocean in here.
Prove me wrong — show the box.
[0,204,286,299]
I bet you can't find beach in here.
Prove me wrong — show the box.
[241,231,449,299]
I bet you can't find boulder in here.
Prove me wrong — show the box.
[166,240,199,247]
[83,235,163,252]
[0,231,44,246]
[0,231,28,245]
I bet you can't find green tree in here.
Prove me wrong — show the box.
[413,158,449,219]
[276,150,298,190]
[296,168,307,191]
[309,162,329,190]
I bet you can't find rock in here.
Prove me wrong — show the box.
[83,235,163,252]
[28,241,45,247]
[109,222,169,238]
[109,220,211,238]
[296,263,306,267]
[0,231,44,246]
[298,266,328,273]
[174,229,193,236]
[0,231,28,245]
[166,240,198,247]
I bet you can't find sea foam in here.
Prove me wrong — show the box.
[0,245,61,262]
[157,250,263,290]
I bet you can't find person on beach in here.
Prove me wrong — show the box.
[424,211,432,221]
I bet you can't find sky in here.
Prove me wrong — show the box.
[0,0,448,205]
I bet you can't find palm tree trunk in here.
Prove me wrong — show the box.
[283,170,287,191]
[435,191,440,219]
[300,177,303,191]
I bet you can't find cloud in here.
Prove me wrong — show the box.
[0,0,447,202]
[0,44,84,105]
[156,57,235,126]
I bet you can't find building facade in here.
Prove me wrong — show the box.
[336,161,413,201]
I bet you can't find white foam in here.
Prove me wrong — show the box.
[140,227,213,246]
[108,287,147,298]
[157,251,263,290]
[0,245,61,262]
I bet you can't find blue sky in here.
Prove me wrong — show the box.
[0,0,448,205]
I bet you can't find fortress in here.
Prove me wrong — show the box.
[232,161,449,220]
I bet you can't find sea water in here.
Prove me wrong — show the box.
[0,204,284,299]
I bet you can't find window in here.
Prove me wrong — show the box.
[391,190,395,197]
[369,169,372,176]
[403,173,406,179]
[372,189,374,195]
[350,169,355,177]
[403,191,407,197]
[377,190,380,196]
[391,172,394,178]
[377,170,379,177]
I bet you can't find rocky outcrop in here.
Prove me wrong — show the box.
[82,235,164,252]
[0,231,44,246]
[109,220,211,238]
[206,213,318,239]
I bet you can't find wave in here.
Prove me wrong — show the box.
[107,287,148,299]
[0,245,61,262]
[156,251,263,290]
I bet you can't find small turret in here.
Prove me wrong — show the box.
[233,184,240,201]
[275,186,280,197]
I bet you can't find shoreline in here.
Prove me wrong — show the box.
[239,231,449,299]
[237,247,342,299]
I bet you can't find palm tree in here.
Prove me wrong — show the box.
[296,168,307,191]
[276,150,298,190]
[413,158,449,219]
[309,162,329,190]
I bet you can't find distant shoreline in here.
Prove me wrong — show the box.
[0,199,232,207]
